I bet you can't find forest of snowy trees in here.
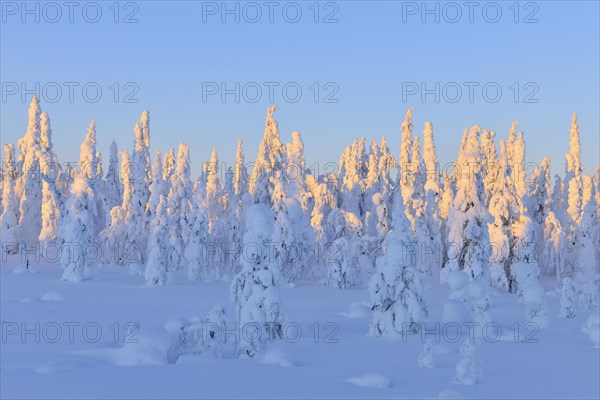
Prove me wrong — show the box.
[1,97,599,362]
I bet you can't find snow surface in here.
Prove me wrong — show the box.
[1,261,598,399]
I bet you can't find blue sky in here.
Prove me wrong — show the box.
[1,1,598,178]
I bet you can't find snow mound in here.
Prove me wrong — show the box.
[116,326,173,365]
[345,373,391,388]
[33,359,89,374]
[13,264,36,274]
[41,291,68,302]
[260,348,294,367]
[80,326,173,366]
[340,302,370,318]
[21,296,41,303]
[581,314,600,348]
[438,389,463,399]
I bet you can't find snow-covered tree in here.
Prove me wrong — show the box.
[104,140,122,219]
[286,131,307,203]
[573,199,599,283]
[145,195,172,286]
[559,277,576,318]
[17,97,44,259]
[564,112,583,226]
[271,172,315,283]
[234,140,248,199]
[230,203,285,358]
[250,106,285,205]
[487,140,519,292]
[455,340,482,385]
[370,189,427,336]
[166,143,193,270]
[101,150,139,266]
[79,120,104,234]
[310,180,336,281]
[325,209,362,289]
[398,108,414,206]
[418,341,434,368]
[377,134,395,195]
[38,180,60,252]
[128,112,152,263]
[147,149,165,221]
[205,148,228,279]
[185,201,209,281]
[60,172,95,282]
[162,148,176,195]
[511,217,548,327]
[1,144,20,254]
[442,125,492,283]
[38,111,65,214]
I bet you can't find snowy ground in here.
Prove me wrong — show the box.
[1,261,598,399]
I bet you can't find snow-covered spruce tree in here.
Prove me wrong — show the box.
[369,189,427,336]
[486,140,520,292]
[513,131,527,202]
[324,208,363,289]
[406,135,437,276]
[573,199,599,283]
[551,174,565,223]
[542,211,567,281]
[166,143,193,271]
[162,148,176,196]
[398,108,414,206]
[16,96,43,197]
[285,131,308,205]
[442,126,493,330]
[230,203,285,358]
[250,106,285,206]
[310,180,336,281]
[147,149,165,222]
[423,122,445,272]
[510,212,548,326]
[1,144,20,254]
[271,173,297,282]
[564,112,583,226]
[205,148,228,279]
[79,120,105,234]
[271,172,316,283]
[455,339,482,385]
[145,195,172,286]
[527,157,552,270]
[362,192,389,267]
[422,121,443,227]
[18,156,43,268]
[226,141,248,275]
[38,180,60,253]
[60,172,95,282]
[442,125,493,282]
[17,96,44,262]
[128,113,152,263]
[439,172,454,221]
[100,150,138,266]
[185,200,209,281]
[579,280,600,312]
[559,277,576,318]
[480,129,498,203]
[39,111,65,214]
[103,140,123,221]
[341,139,365,217]
[377,134,396,196]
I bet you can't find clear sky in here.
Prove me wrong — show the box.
[1,1,598,179]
